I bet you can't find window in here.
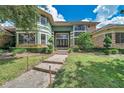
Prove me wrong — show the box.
[19,33,35,44]
[41,16,47,25]
[74,25,86,31]
[41,34,46,44]
[56,33,68,39]
[115,33,124,43]
[74,38,79,45]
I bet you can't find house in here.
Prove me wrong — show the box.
[16,8,99,48]
[15,8,124,49]
[92,24,124,49]
[0,26,15,48]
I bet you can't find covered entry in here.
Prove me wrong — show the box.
[54,32,70,48]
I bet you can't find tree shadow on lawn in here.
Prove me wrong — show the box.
[52,59,124,88]
[0,57,22,65]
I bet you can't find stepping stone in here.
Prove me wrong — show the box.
[43,61,64,64]
[33,63,63,74]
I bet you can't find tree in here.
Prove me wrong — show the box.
[77,32,93,50]
[0,5,39,30]
[103,35,112,49]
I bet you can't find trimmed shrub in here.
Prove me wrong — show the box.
[103,49,119,55]
[12,48,26,54]
[0,49,4,53]
[68,48,72,53]
[103,36,112,49]
[119,49,124,54]
[103,49,111,55]
[26,48,46,53]
[73,46,80,52]
[111,49,119,54]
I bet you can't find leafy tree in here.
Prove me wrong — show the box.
[77,32,93,50]
[0,5,39,30]
[103,35,112,49]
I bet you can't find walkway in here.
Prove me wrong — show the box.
[1,50,68,88]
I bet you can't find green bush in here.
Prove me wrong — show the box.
[73,46,80,52]
[103,49,111,55]
[77,32,94,51]
[119,49,124,54]
[111,49,119,54]
[0,49,4,53]
[26,48,46,53]
[68,48,72,53]
[103,49,119,55]
[12,48,26,54]
[103,36,112,49]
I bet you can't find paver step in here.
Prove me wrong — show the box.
[43,61,64,64]
[33,63,63,74]
[55,50,68,55]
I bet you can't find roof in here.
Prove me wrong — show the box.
[37,8,54,24]
[38,8,99,26]
[53,21,99,26]
[0,26,15,36]
[92,24,124,35]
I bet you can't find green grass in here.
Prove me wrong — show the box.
[53,53,124,88]
[0,54,49,85]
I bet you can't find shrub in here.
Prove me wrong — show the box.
[77,32,94,51]
[103,49,111,55]
[68,48,72,53]
[73,46,80,52]
[26,48,45,53]
[0,49,4,53]
[103,49,119,55]
[111,49,119,54]
[119,49,124,54]
[103,36,112,49]
[12,48,26,54]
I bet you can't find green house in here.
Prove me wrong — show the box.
[16,8,99,48]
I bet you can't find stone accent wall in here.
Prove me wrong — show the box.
[92,34,104,48]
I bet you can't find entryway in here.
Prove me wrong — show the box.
[54,32,70,48]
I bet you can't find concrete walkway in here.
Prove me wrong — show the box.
[1,50,68,88]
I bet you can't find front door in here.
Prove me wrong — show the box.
[55,33,69,48]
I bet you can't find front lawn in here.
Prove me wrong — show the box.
[0,54,49,85]
[53,53,124,88]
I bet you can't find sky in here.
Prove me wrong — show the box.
[3,5,124,29]
[40,5,124,28]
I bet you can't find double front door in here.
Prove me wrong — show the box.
[56,39,68,47]
[55,33,69,47]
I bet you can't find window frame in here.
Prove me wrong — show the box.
[115,32,124,43]
[41,16,47,25]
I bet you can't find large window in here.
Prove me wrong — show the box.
[56,33,68,39]
[41,16,47,25]
[74,25,86,31]
[115,33,124,43]
[41,34,46,44]
[19,33,35,44]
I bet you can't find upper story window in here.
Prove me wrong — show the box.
[41,16,47,25]
[74,25,86,31]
